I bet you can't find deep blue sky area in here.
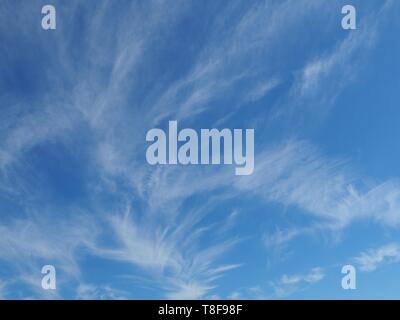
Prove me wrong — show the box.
[0,0,400,299]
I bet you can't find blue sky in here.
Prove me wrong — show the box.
[0,0,400,299]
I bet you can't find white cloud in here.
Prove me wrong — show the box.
[0,0,399,300]
[281,267,324,285]
[264,227,312,249]
[165,281,213,300]
[0,213,99,297]
[147,0,328,125]
[76,284,127,300]
[235,140,400,229]
[227,291,241,300]
[272,267,325,296]
[91,205,241,299]
[0,281,7,300]
[271,0,396,124]
[354,243,400,272]
[247,79,281,102]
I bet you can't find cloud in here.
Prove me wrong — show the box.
[272,267,325,296]
[281,267,324,285]
[227,291,241,300]
[354,243,400,272]
[147,0,328,125]
[91,205,241,299]
[0,0,399,300]
[0,212,99,298]
[76,284,127,300]
[236,140,400,229]
[219,209,241,233]
[246,79,281,103]
[273,0,396,124]
[264,227,312,249]
[0,281,7,300]
[165,282,213,300]
[297,3,384,99]
[0,103,79,170]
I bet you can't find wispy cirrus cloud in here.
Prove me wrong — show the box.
[271,267,325,297]
[148,0,328,125]
[0,281,7,300]
[236,140,400,229]
[92,205,241,299]
[354,243,400,272]
[273,0,396,125]
[0,211,99,298]
[0,0,399,300]
[76,284,127,300]
[264,227,313,250]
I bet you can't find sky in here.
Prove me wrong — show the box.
[0,0,400,300]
